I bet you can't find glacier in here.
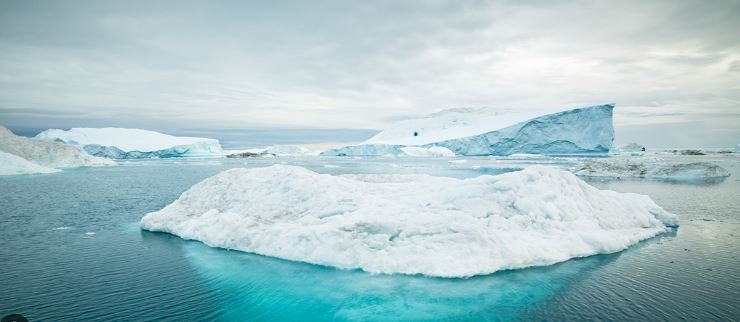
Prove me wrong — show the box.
[140,164,677,278]
[575,158,730,181]
[321,104,614,156]
[0,125,114,169]
[35,128,223,159]
[0,150,60,176]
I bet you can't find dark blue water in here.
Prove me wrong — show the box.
[1,156,738,321]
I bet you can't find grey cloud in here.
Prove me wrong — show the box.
[0,0,739,147]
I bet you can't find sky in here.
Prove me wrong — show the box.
[0,0,739,148]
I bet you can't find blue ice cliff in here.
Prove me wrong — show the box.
[322,104,615,156]
[35,128,222,159]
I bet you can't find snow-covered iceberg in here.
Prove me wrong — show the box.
[0,126,114,168]
[141,164,677,278]
[575,158,730,180]
[35,128,222,159]
[322,104,614,156]
[0,150,60,176]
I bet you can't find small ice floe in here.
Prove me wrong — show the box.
[575,158,730,182]
[85,232,96,236]
[51,226,74,230]
[323,164,340,168]
[399,146,455,157]
[448,159,467,163]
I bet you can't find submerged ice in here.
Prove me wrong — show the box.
[322,104,615,156]
[141,164,677,277]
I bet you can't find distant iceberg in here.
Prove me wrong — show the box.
[324,145,456,157]
[399,146,455,157]
[226,145,318,158]
[322,104,614,156]
[0,125,114,169]
[0,150,60,176]
[36,128,222,159]
[575,158,730,180]
[618,142,645,152]
[141,164,677,278]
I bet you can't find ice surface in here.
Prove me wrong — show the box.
[365,107,548,146]
[575,158,730,180]
[0,151,60,176]
[322,104,614,156]
[0,126,114,168]
[141,164,677,277]
[36,128,222,159]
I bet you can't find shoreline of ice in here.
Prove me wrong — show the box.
[141,164,677,278]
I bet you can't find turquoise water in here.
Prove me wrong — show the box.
[1,156,739,321]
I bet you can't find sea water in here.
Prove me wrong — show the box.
[1,155,738,321]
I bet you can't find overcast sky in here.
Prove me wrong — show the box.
[1,0,738,147]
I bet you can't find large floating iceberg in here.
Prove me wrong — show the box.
[575,158,730,181]
[36,128,222,159]
[322,104,614,156]
[141,165,677,278]
[0,150,60,176]
[0,126,114,169]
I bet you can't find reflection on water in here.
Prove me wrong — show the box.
[171,231,622,321]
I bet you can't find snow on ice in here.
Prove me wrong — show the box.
[36,128,222,159]
[0,125,114,170]
[322,104,614,156]
[141,164,677,278]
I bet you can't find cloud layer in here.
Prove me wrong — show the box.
[1,0,738,147]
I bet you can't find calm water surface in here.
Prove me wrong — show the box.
[1,155,738,321]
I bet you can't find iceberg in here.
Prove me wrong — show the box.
[0,126,114,168]
[321,104,614,156]
[399,146,455,157]
[35,128,222,159]
[326,145,456,157]
[0,150,60,176]
[226,145,318,158]
[617,143,645,152]
[575,158,730,180]
[141,165,677,278]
